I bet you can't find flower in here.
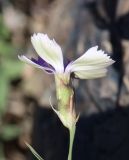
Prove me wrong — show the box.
[18,33,114,82]
[18,33,114,129]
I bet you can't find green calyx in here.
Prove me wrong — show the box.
[54,74,77,129]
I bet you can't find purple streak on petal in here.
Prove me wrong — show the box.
[63,57,72,69]
[31,56,55,73]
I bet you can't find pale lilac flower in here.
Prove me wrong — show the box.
[18,33,114,81]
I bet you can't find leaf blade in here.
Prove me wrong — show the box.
[25,142,44,160]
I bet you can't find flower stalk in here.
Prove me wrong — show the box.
[68,125,76,160]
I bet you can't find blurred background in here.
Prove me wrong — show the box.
[1,0,129,160]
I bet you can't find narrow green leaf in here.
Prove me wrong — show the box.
[25,142,44,160]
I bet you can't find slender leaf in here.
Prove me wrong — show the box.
[26,143,44,160]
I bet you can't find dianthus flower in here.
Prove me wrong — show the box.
[18,33,114,129]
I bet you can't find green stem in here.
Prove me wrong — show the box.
[68,125,76,160]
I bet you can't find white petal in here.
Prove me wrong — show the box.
[74,68,107,79]
[31,33,64,73]
[18,55,54,74]
[65,46,114,79]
